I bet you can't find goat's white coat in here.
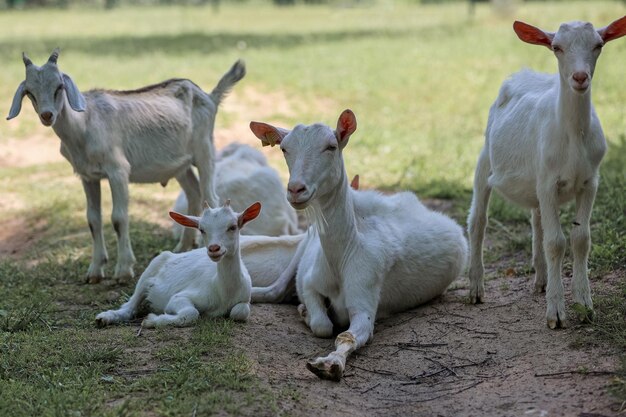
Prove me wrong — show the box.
[172,143,300,238]
[249,110,468,381]
[95,203,277,327]
[467,17,626,328]
[7,49,245,282]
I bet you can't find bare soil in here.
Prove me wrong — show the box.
[1,87,622,417]
[237,270,623,417]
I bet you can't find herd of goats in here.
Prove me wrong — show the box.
[6,15,625,381]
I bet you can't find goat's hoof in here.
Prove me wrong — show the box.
[141,314,158,328]
[114,267,135,283]
[306,357,344,382]
[95,312,113,327]
[546,313,567,330]
[297,304,307,319]
[86,275,103,284]
[572,303,595,323]
[468,283,484,304]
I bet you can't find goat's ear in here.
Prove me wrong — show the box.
[350,174,360,190]
[7,81,26,120]
[335,109,357,148]
[249,121,289,147]
[62,73,86,113]
[238,202,261,228]
[169,211,200,229]
[513,21,554,49]
[598,15,626,43]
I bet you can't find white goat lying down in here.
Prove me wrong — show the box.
[249,110,468,381]
[172,142,300,239]
[7,48,245,283]
[96,201,264,328]
[467,16,626,329]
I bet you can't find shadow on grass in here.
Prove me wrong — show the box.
[0,21,467,61]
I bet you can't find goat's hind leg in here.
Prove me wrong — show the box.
[531,208,547,293]
[142,295,199,328]
[467,148,492,304]
[174,168,201,252]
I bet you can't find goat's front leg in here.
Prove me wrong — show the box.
[82,179,108,283]
[229,302,250,322]
[108,172,136,282]
[538,189,567,329]
[570,181,598,320]
[306,307,375,382]
[142,295,199,328]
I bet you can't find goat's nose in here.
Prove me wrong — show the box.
[572,72,589,84]
[208,244,221,253]
[288,181,307,196]
[40,111,53,122]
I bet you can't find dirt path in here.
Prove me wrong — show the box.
[235,271,622,417]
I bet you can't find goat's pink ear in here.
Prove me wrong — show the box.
[169,211,199,229]
[350,174,360,190]
[238,202,261,228]
[249,121,289,147]
[513,21,554,48]
[598,15,626,43]
[336,109,357,146]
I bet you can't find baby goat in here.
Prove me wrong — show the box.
[7,49,245,282]
[467,17,626,328]
[250,109,468,381]
[95,201,260,328]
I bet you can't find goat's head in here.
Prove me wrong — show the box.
[250,109,357,210]
[513,16,626,94]
[170,200,261,262]
[7,48,86,126]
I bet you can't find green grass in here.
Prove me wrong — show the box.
[1,1,625,414]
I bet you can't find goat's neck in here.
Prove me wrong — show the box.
[314,169,359,271]
[52,98,87,146]
[556,77,592,140]
[216,247,245,290]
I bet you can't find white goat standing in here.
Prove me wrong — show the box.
[7,49,245,282]
[95,201,260,327]
[467,17,626,329]
[249,110,468,381]
[172,142,300,239]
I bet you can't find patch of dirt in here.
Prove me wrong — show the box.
[0,217,48,260]
[234,271,623,417]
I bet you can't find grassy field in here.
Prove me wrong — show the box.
[0,1,625,415]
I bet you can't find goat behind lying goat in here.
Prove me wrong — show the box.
[7,49,246,282]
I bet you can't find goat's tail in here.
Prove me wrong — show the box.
[209,59,246,106]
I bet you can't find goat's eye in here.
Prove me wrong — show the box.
[594,43,603,51]
[552,45,563,53]
[26,92,37,104]
[199,229,205,235]
[281,147,287,154]
[325,145,337,152]
[54,85,63,97]
[227,225,237,232]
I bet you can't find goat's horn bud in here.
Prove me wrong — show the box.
[202,201,210,209]
[48,48,60,64]
[22,52,33,67]
[223,199,231,207]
